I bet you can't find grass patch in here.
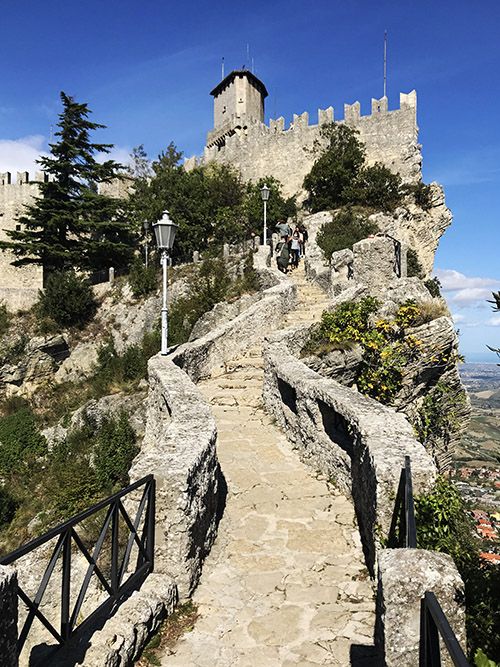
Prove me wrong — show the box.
[137,601,199,665]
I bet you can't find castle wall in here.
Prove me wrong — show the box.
[189,92,420,199]
[0,172,44,310]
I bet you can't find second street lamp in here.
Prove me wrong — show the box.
[152,210,178,356]
[260,184,270,249]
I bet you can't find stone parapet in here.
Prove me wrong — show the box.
[262,324,437,572]
[169,266,297,382]
[0,566,18,667]
[377,549,466,667]
[130,355,221,599]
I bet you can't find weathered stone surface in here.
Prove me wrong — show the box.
[77,575,177,667]
[130,355,221,599]
[369,183,452,275]
[189,293,260,341]
[353,236,401,293]
[170,272,297,383]
[53,341,99,383]
[99,288,161,354]
[302,345,363,385]
[263,322,437,573]
[0,566,18,667]
[303,211,334,291]
[377,549,466,667]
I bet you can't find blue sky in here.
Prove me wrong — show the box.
[0,0,498,360]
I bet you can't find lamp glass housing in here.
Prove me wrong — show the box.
[153,210,178,250]
[260,184,270,202]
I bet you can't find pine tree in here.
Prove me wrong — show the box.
[0,92,133,276]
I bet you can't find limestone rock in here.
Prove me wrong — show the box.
[302,345,363,385]
[377,549,466,667]
[53,341,99,383]
[189,293,260,341]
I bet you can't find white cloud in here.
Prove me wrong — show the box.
[0,135,47,176]
[451,313,466,323]
[487,317,500,327]
[96,146,132,167]
[435,268,499,291]
[450,287,498,306]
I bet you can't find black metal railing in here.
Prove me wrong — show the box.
[0,474,155,659]
[420,592,470,666]
[388,455,417,548]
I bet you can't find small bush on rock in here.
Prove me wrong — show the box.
[0,487,17,527]
[407,248,425,279]
[424,276,442,298]
[94,412,138,490]
[129,256,158,297]
[0,303,10,337]
[0,407,47,475]
[37,271,97,328]
[316,209,379,262]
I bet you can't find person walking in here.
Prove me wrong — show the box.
[298,223,308,256]
[276,238,290,273]
[290,228,301,269]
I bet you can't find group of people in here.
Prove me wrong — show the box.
[274,222,308,274]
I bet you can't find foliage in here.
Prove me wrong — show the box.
[127,144,152,179]
[126,144,295,261]
[424,276,442,298]
[403,180,434,210]
[168,253,259,346]
[415,478,500,661]
[407,247,425,278]
[93,412,138,490]
[414,381,468,451]
[0,488,17,527]
[243,176,297,236]
[343,163,402,212]
[316,208,379,262]
[0,92,133,274]
[303,124,403,212]
[304,298,451,403]
[0,303,10,337]
[304,125,366,211]
[129,256,158,298]
[475,649,499,667]
[0,407,47,475]
[36,270,97,328]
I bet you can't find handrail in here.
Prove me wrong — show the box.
[419,592,470,667]
[387,455,417,548]
[0,474,155,661]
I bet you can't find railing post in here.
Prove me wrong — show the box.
[147,478,156,571]
[111,500,119,595]
[60,528,72,641]
[404,456,417,548]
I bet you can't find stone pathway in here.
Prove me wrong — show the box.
[161,265,377,666]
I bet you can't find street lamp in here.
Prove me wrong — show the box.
[260,184,270,247]
[152,210,178,355]
[144,220,150,268]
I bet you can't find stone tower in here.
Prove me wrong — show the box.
[206,70,268,149]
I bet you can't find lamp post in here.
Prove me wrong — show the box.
[144,220,150,268]
[260,184,270,248]
[152,210,178,356]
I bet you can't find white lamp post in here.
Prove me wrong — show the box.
[144,220,150,268]
[152,210,178,355]
[260,184,270,248]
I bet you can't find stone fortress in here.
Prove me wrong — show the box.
[1,68,423,311]
[185,69,421,196]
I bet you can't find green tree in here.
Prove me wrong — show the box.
[343,163,402,212]
[0,92,133,275]
[316,208,379,262]
[36,270,97,328]
[303,124,365,212]
[244,177,296,237]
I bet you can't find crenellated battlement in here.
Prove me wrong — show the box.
[188,91,420,197]
[0,171,52,186]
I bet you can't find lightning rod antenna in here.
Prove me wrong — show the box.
[222,56,225,80]
[383,30,387,98]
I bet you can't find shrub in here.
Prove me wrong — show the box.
[415,478,500,661]
[37,270,97,328]
[0,487,17,527]
[0,302,10,337]
[303,125,365,212]
[403,180,433,210]
[93,412,138,490]
[0,407,47,475]
[316,209,379,262]
[407,247,425,278]
[129,256,158,297]
[424,276,442,298]
[343,163,403,212]
[414,381,468,450]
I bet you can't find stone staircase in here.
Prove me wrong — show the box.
[161,264,378,666]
